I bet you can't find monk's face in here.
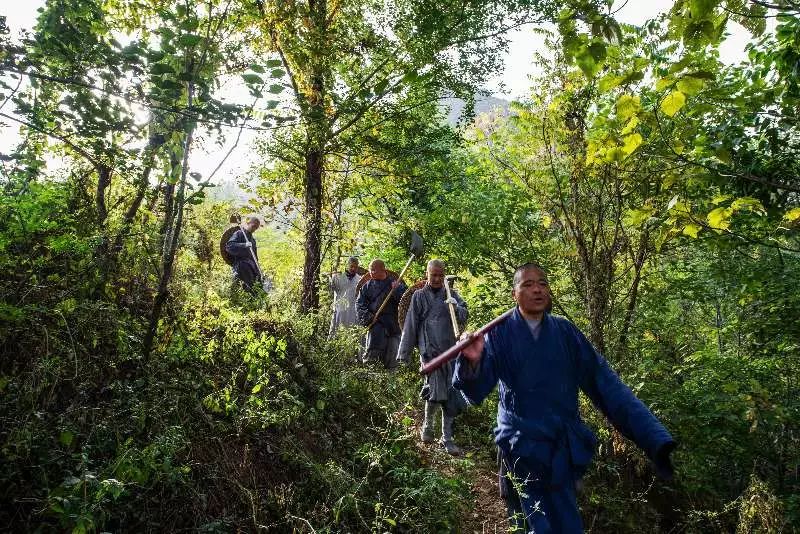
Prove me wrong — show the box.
[427,265,444,289]
[346,260,359,275]
[244,218,260,233]
[369,261,387,280]
[512,268,551,317]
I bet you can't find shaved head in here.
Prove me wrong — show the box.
[369,259,387,280]
[426,258,445,289]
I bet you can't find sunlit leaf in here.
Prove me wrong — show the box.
[682,223,702,238]
[615,94,640,120]
[707,206,733,230]
[731,197,765,214]
[677,76,705,95]
[784,207,800,222]
[661,90,686,117]
[622,133,643,156]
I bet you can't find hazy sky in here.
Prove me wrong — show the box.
[0,1,757,184]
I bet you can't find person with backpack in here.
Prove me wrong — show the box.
[225,215,262,294]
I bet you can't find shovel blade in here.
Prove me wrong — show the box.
[409,231,424,257]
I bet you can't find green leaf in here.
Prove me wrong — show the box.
[177,34,202,47]
[252,383,262,394]
[676,76,705,95]
[268,84,283,94]
[660,90,686,117]
[783,207,800,222]
[587,42,606,62]
[682,223,702,238]
[690,0,719,19]
[270,69,286,78]
[242,73,263,85]
[374,78,389,94]
[598,74,624,92]
[615,94,641,120]
[150,63,176,75]
[622,133,643,156]
[59,431,74,447]
[250,64,265,73]
[575,47,602,78]
[707,206,733,230]
[402,71,420,83]
[265,59,282,68]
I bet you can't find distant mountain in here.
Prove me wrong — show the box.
[441,95,511,126]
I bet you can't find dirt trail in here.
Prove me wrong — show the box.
[400,407,509,534]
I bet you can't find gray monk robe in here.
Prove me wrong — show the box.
[397,284,468,451]
[328,271,362,337]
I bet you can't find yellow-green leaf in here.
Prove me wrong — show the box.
[615,94,641,120]
[59,431,75,447]
[731,196,765,214]
[682,223,702,238]
[656,76,675,91]
[621,116,639,135]
[599,74,625,92]
[707,206,733,230]
[784,207,800,222]
[622,133,643,156]
[624,207,656,226]
[252,383,262,394]
[661,90,686,117]
[605,146,625,162]
[677,76,705,95]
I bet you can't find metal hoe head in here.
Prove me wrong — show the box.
[409,231,424,258]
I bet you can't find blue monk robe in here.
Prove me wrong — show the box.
[453,308,675,533]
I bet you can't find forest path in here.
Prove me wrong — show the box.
[397,405,509,533]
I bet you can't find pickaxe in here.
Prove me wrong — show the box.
[367,231,424,330]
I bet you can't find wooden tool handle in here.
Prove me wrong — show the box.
[367,254,415,330]
[419,307,515,375]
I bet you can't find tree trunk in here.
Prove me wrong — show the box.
[301,147,324,312]
[299,0,328,313]
[143,85,196,360]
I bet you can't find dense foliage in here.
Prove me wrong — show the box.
[1,0,799,532]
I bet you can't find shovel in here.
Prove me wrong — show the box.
[367,231,424,330]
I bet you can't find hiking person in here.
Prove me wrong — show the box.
[356,259,406,370]
[328,256,363,337]
[454,263,677,533]
[397,259,468,455]
[224,215,262,294]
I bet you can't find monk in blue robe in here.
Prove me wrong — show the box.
[454,263,676,533]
